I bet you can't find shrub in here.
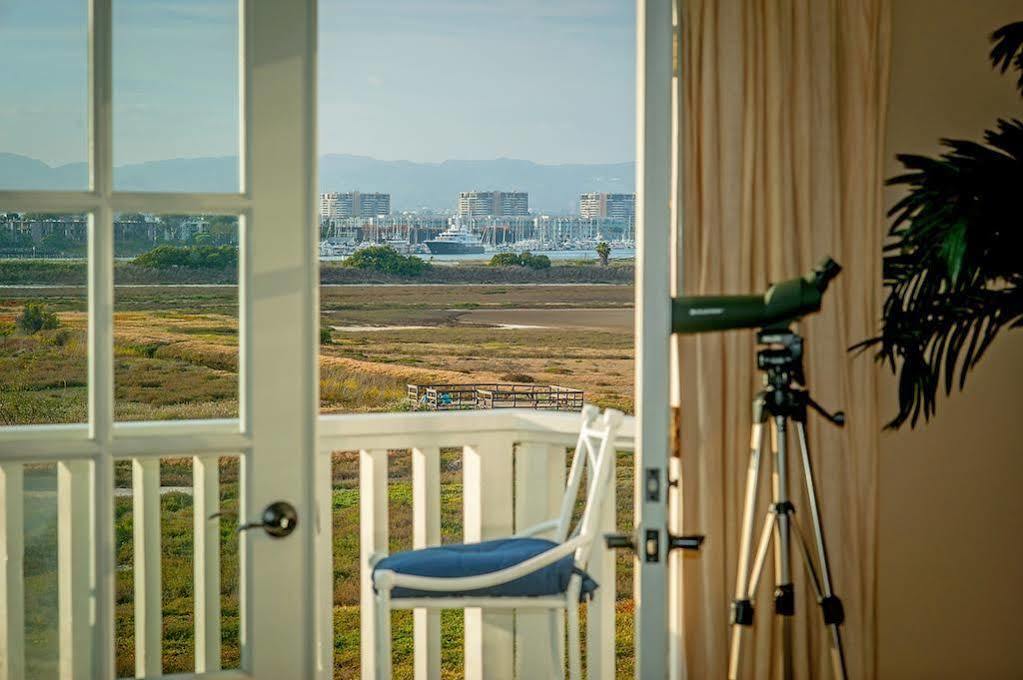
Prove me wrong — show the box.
[132,245,238,270]
[596,241,611,266]
[16,302,60,334]
[47,328,73,346]
[0,321,15,337]
[499,372,535,383]
[519,252,551,270]
[488,252,523,267]
[488,251,551,270]
[343,246,429,276]
[320,325,333,345]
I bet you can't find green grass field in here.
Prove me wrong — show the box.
[2,281,637,678]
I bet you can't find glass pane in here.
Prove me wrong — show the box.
[114,214,239,421]
[0,1,88,190]
[23,463,59,677]
[112,1,239,192]
[113,455,241,675]
[0,213,88,425]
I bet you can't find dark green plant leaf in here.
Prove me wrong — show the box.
[940,218,967,284]
[990,21,1023,95]
[853,24,1023,429]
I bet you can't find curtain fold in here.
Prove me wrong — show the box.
[677,1,890,677]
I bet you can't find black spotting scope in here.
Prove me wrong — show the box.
[672,257,841,334]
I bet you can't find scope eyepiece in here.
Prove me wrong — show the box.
[811,257,842,293]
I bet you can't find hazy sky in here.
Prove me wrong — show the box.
[0,0,635,167]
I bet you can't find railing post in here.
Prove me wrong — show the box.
[514,442,566,679]
[587,449,617,680]
[193,455,221,672]
[360,449,389,680]
[133,458,162,678]
[463,436,514,680]
[58,460,92,680]
[0,464,25,680]
[412,446,441,680]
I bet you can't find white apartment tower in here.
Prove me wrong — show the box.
[320,191,391,219]
[457,191,529,217]
[579,192,635,221]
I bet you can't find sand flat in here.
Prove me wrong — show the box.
[458,307,633,331]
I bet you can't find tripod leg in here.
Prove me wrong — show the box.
[727,414,766,680]
[772,416,795,680]
[790,514,824,601]
[795,422,849,680]
[729,512,774,680]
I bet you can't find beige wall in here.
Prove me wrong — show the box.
[879,1,1023,678]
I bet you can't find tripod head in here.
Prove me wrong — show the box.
[756,328,805,388]
[756,329,846,427]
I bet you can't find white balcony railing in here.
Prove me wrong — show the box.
[0,409,634,679]
[319,409,635,680]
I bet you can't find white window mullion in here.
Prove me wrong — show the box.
[88,0,115,677]
[0,191,100,215]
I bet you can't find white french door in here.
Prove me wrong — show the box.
[0,1,320,678]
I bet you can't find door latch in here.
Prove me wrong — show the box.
[211,500,299,538]
[604,529,704,562]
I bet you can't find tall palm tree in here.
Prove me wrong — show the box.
[855,21,1023,429]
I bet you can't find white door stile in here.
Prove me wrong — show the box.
[194,455,223,673]
[635,0,675,678]
[514,441,567,679]
[242,0,319,677]
[359,448,389,680]
[88,0,117,674]
[0,464,25,680]
[412,446,442,680]
[133,458,163,677]
[462,436,514,680]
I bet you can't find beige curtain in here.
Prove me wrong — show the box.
[677,1,890,678]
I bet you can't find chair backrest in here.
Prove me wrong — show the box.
[553,404,624,569]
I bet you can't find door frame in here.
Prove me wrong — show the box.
[0,1,320,677]
[634,0,678,678]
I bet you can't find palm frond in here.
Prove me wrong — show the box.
[990,21,1023,95]
[856,113,1023,428]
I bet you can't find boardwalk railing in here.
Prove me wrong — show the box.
[408,383,585,412]
[319,409,635,680]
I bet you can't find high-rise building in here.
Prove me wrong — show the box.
[457,191,529,217]
[320,191,391,219]
[579,192,635,221]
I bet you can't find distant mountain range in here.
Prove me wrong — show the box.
[0,152,635,214]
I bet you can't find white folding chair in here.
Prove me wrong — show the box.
[370,404,624,679]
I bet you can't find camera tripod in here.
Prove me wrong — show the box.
[728,328,848,680]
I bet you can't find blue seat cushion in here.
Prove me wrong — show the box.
[373,537,598,601]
